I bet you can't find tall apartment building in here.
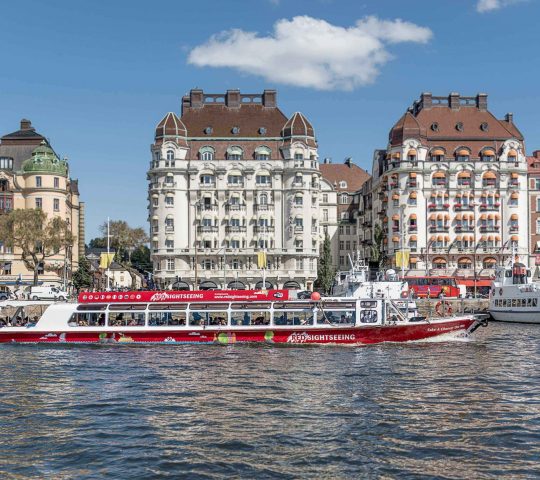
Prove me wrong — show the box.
[148,89,321,290]
[367,92,528,289]
[319,158,370,271]
[528,151,540,273]
[0,119,83,290]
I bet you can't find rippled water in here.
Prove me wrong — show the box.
[0,323,539,479]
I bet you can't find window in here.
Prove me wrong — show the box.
[36,176,42,187]
[165,239,174,249]
[200,174,215,185]
[340,256,346,265]
[256,174,271,185]
[37,262,44,274]
[154,151,161,160]
[295,217,303,228]
[202,217,213,227]
[166,150,174,160]
[228,153,242,160]
[340,194,348,204]
[535,179,540,190]
[35,198,42,209]
[294,195,303,206]
[201,151,213,161]
[294,153,304,160]
[323,209,328,221]
[231,239,240,249]
[0,157,13,169]
[232,258,242,269]
[322,193,328,203]
[294,175,303,185]
[164,175,174,185]
[54,177,60,189]
[345,241,351,250]
[167,258,175,271]
[295,238,303,249]
[259,194,268,205]
[339,241,345,250]
[202,260,215,270]
[53,199,60,212]
[339,181,347,189]
[165,196,174,206]
[152,197,159,207]
[228,175,243,185]
[165,217,174,229]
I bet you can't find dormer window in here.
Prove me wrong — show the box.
[199,146,215,161]
[339,181,347,189]
[456,149,470,162]
[480,149,496,162]
[0,157,13,170]
[227,146,243,160]
[430,148,445,162]
[231,126,240,135]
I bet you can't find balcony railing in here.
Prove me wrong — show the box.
[428,203,449,211]
[479,203,500,211]
[254,204,274,212]
[197,205,218,212]
[509,225,519,233]
[254,226,275,233]
[429,225,450,232]
[197,226,218,233]
[480,225,500,232]
[455,225,475,232]
[225,226,247,233]
[225,204,246,212]
[455,204,474,211]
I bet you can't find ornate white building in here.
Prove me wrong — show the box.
[148,89,321,290]
[368,93,528,290]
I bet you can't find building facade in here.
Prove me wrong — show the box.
[148,89,321,290]
[366,93,528,289]
[528,151,540,274]
[0,119,83,290]
[319,158,370,271]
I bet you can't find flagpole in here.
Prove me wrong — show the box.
[106,216,111,291]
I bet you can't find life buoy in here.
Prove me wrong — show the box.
[435,300,453,317]
[400,290,408,298]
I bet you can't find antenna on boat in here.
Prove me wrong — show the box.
[106,217,111,291]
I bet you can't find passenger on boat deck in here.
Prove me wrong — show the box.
[340,315,347,324]
[98,313,105,326]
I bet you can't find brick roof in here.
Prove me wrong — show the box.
[320,162,371,192]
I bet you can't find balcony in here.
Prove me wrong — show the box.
[455,204,474,211]
[408,225,418,232]
[254,204,274,212]
[225,204,246,213]
[482,182,498,189]
[197,205,218,213]
[479,203,500,211]
[408,182,418,188]
[199,182,216,189]
[429,225,450,232]
[455,225,475,232]
[254,226,275,233]
[509,225,519,233]
[480,225,500,233]
[225,226,247,233]
[428,203,449,211]
[197,226,218,233]
[509,182,520,188]
[164,226,174,233]
[294,226,304,233]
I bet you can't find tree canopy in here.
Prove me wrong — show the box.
[0,209,74,285]
[315,232,334,295]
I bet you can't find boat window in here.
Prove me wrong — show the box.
[230,311,271,326]
[77,304,107,311]
[68,312,105,327]
[511,299,517,307]
[273,302,311,310]
[274,310,314,326]
[360,310,378,323]
[190,303,228,310]
[109,304,146,311]
[317,310,355,325]
[527,299,532,307]
[108,311,145,326]
[149,311,186,326]
[230,303,270,310]
[534,298,538,307]
[188,311,227,326]
[148,303,188,310]
[320,301,356,310]
[360,301,377,308]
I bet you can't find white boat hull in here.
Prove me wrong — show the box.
[489,309,540,324]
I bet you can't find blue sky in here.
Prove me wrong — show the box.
[0,0,539,239]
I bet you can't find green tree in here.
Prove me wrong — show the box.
[72,255,93,291]
[0,209,74,285]
[99,220,149,289]
[370,224,387,269]
[88,237,106,249]
[131,245,152,272]
[315,232,335,294]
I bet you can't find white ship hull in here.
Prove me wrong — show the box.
[489,309,540,324]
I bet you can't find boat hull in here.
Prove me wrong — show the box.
[489,309,540,324]
[0,318,478,345]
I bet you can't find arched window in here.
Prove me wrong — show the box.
[458,257,472,269]
[430,148,445,162]
[259,194,268,205]
[340,194,348,204]
[255,146,271,160]
[166,150,174,160]
[480,149,496,162]
[455,148,470,162]
[433,257,447,269]
[199,146,215,161]
[227,146,243,160]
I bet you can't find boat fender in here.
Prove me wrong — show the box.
[435,301,452,317]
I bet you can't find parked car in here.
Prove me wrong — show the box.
[27,286,68,301]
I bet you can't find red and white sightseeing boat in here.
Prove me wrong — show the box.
[0,288,487,345]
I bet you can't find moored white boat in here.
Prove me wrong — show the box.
[489,263,540,324]
[0,289,487,345]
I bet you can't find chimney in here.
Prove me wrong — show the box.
[225,89,240,108]
[476,93,488,111]
[449,92,460,110]
[344,157,352,167]
[190,89,204,109]
[420,92,432,110]
[505,112,514,124]
[262,90,277,108]
[20,119,33,131]
[324,157,332,164]
[181,95,191,114]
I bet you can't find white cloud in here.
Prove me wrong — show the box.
[476,0,522,12]
[187,16,432,91]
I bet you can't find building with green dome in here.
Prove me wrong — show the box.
[0,119,84,290]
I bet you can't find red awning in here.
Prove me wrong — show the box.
[457,280,492,287]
